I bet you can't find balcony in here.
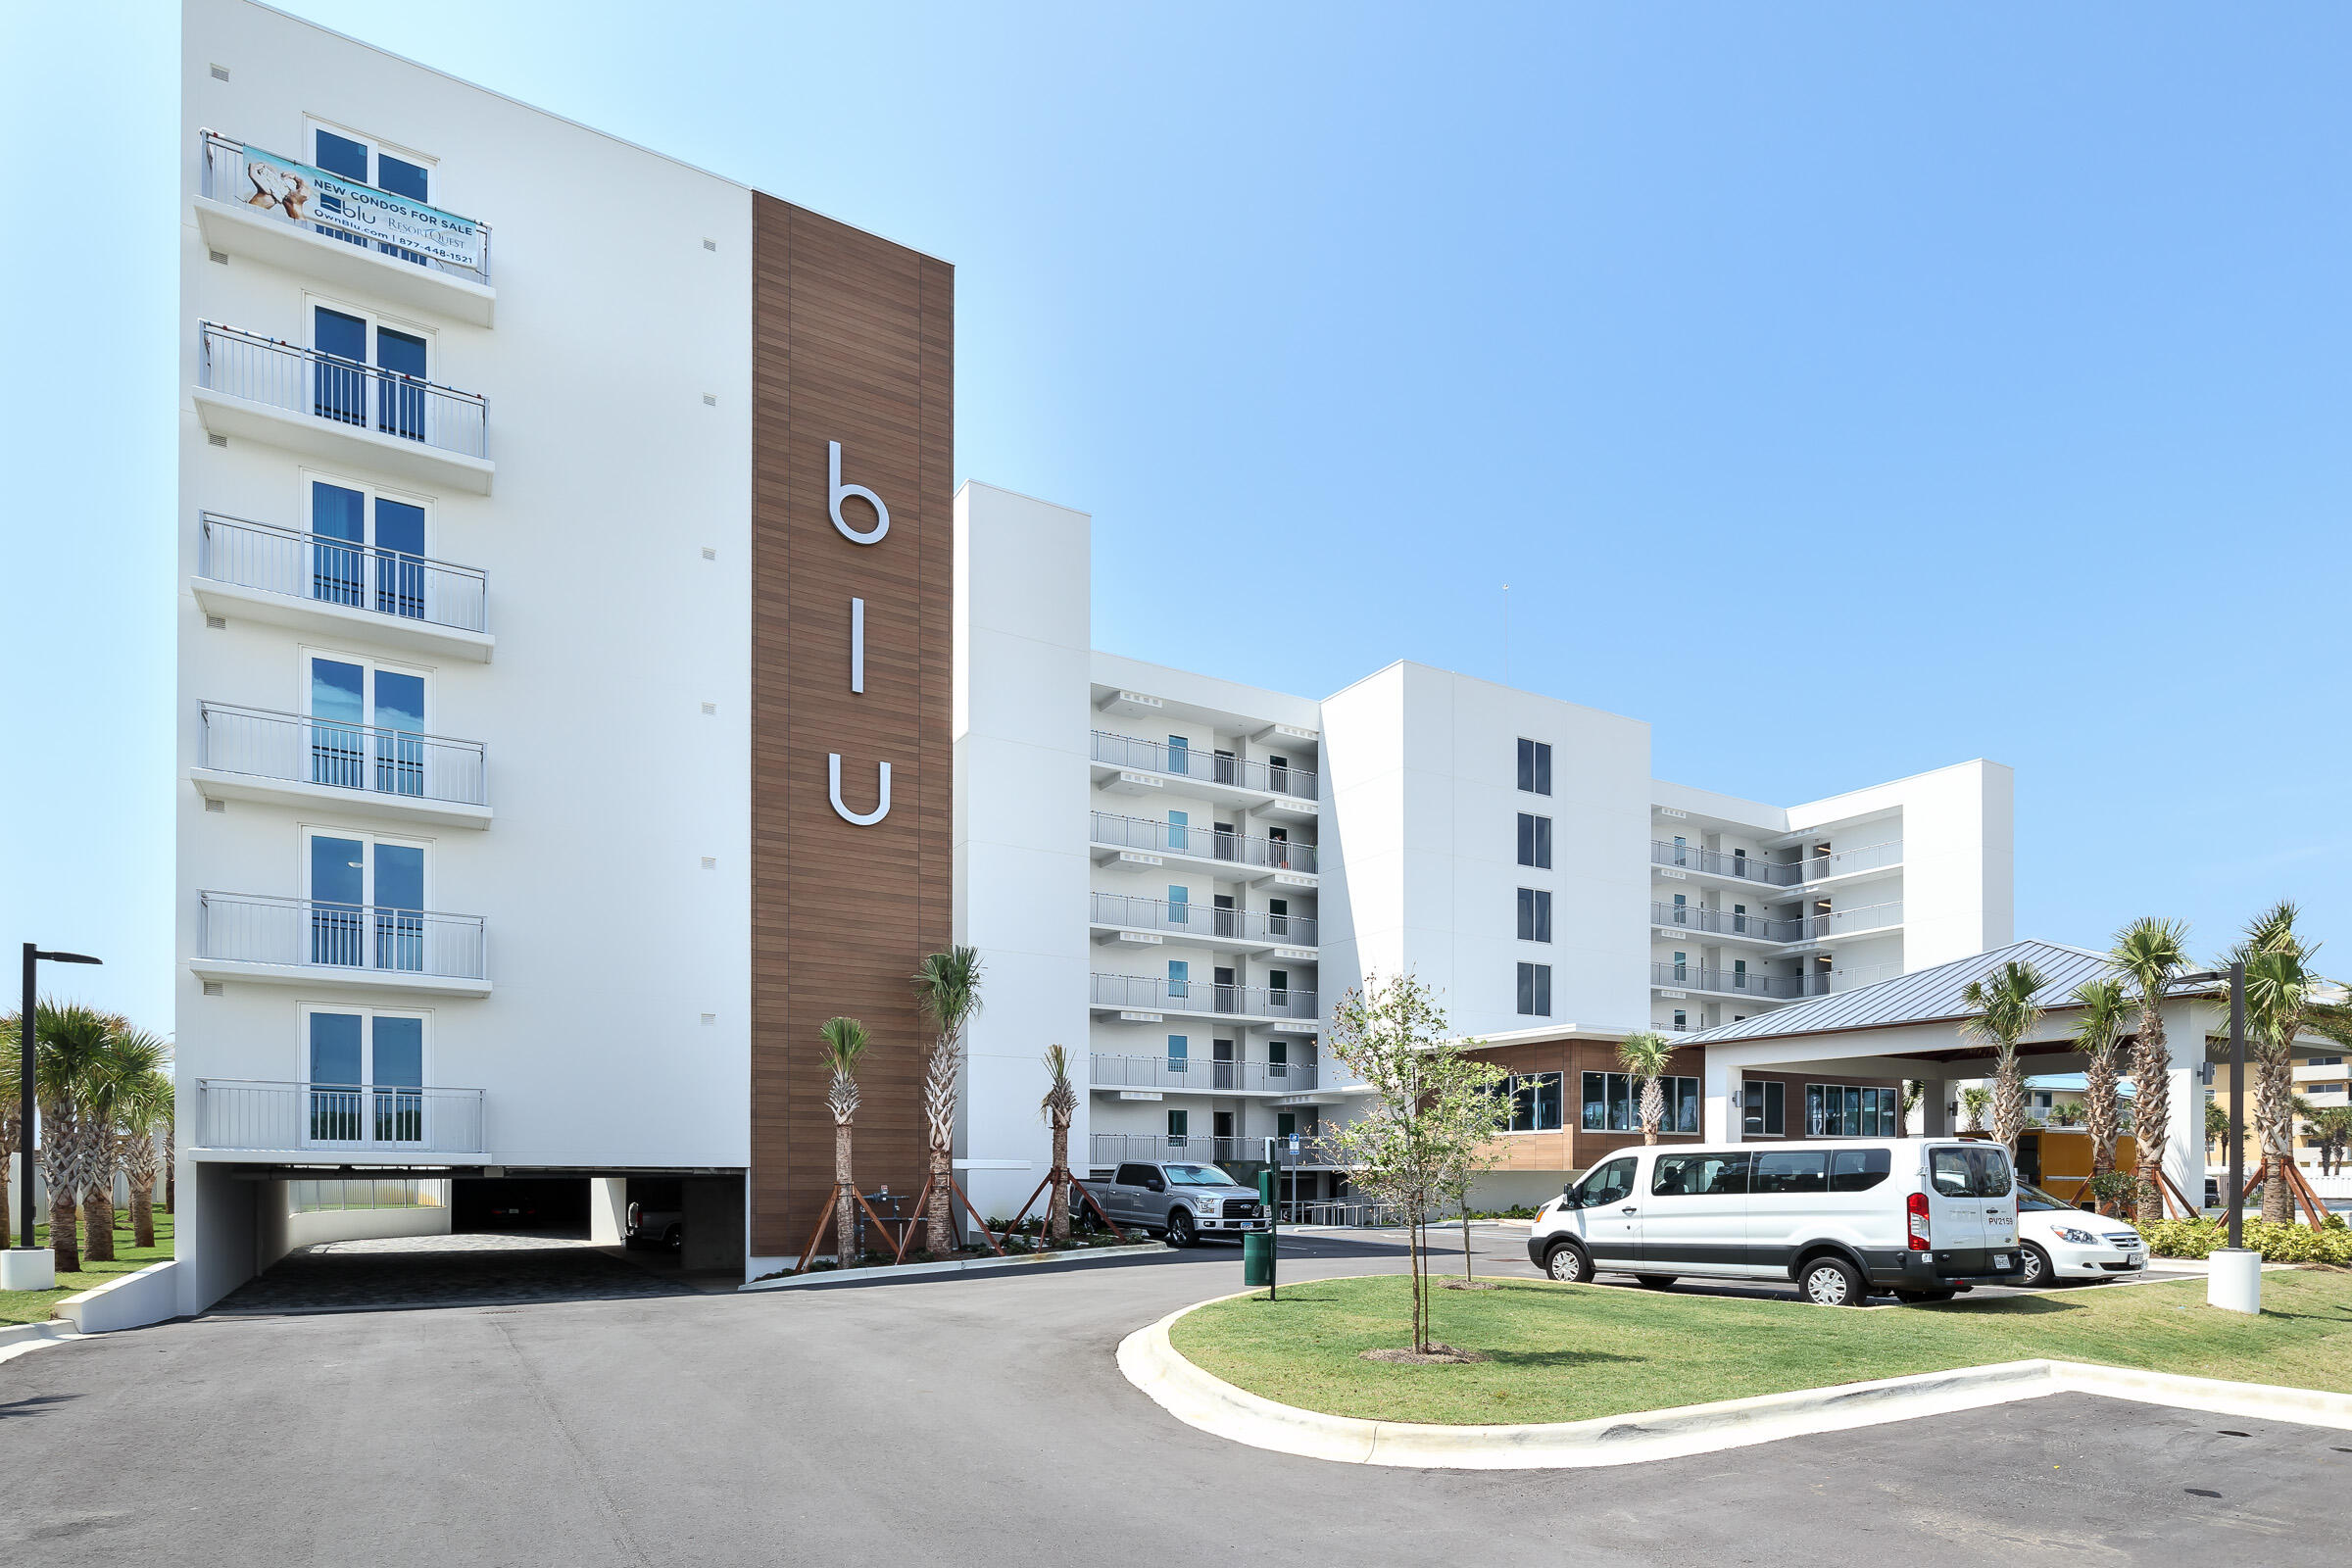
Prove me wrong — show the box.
[1090,972,1319,1025]
[1651,839,1902,888]
[194,891,490,997]
[1088,1132,1347,1169]
[194,703,490,830]
[191,1078,486,1158]
[1088,891,1316,953]
[1650,902,1807,944]
[195,322,493,494]
[196,131,495,324]
[196,513,492,662]
[1793,901,1904,942]
[1090,730,1317,813]
[1090,810,1317,881]
[1649,963,1827,1001]
[1090,1053,1320,1095]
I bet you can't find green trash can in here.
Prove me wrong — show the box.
[1243,1228,1275,1288]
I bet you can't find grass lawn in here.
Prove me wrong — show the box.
[1167,1270,2352,1426]
[0,1213,176,1328]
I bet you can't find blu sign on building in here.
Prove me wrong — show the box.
[749,198,954,1260]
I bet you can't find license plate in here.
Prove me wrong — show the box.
[1993,1253,2012,1269]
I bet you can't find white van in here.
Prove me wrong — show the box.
[1524,1138,2023,1305]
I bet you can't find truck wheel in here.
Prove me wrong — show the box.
[1543,1241,1593,1283]
[1799,1254,1867,1306]
[1166,1210,1197,1249]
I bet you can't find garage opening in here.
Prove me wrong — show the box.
[452,1175,590,1235]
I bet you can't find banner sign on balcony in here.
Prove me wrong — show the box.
[235,146,484,271]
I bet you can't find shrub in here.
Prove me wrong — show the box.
[2141,1216,2352,1266]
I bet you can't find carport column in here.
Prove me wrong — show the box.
[588,1177,627,1246]
[2165,1064,2200,1214]
[1702,1053,1742,1144]
[1915,1079,1954,1136]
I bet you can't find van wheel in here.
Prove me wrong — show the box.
[1635,1275,1676,1290]
[1166,1210,1197,1249]
[2018,1244,2051,1288]
[1543,1242,1593,1284]
[1799,1255,1867,1306]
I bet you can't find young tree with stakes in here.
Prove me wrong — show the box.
[1615,1031,1677,1145]
[2112,917,2192,1223]
[1320,974,1504,1356]
[119,1069,174,1250]
[819,1016,869,1266]
[2228,904,2352,1224]
[1040,1045,1078,1244]
[1960,959,2045,1152]
[2070,976,2130,1199]
[911,947,983,1256]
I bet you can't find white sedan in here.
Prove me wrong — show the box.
[2014,1184,2147,1286]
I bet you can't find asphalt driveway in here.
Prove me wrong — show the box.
[1,1230,2344,1566]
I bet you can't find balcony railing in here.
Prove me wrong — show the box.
[1649,963,1827,1000]
[1091,810,1317,874]
[1092,972,1318,1020]
[1090,1053,1320,1094]
[199,512,488,634]
[193,1077,485,1154]
[200,322,488,460]
[1651,903,1807,942]
[1650,839,1903,885]
[202,131,492,283]
[1091,731,1316,800]
[198,891,486,982]
[1089,1132,1346,1167]
[1791,901,1904,941]
[199,703,487,808]
[1089,891,1317,947]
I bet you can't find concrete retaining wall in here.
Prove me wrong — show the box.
[58,1260,181,1334]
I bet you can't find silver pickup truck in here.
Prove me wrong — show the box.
[1101,1160,1268,1247]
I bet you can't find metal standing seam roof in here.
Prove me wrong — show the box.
[1681,938,2202,1047]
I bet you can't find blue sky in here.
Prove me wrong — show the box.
[4,2,2346,1032]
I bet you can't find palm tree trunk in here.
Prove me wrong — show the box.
[1992,1050,2028,1152]
[82,1180,116,1263]
[2255,1057,2296,1226]
[131,1176,156,1250]
[1047,1119,1071,1242]
[1641,1076,1664,1145]
[2084,1055,2119,1196]
[926,1145,953,1256]
[2132,1009,2171,1224]
[833,1122,857,1267]
[0,1164,9,1249]
[48,1186,79,1274]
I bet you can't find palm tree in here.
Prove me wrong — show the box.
[1960,1086,1991,1133]
[2049,1101,2086,1127]
[1040,1045,1078,1243]
[30,1003,122,1273]
[911,947,983,1256]
[75,1026,169,1264]
[2307,1105,2352,1177]
[2229,903,2352,1223]
[0,1016,19,1246]
[819,1016,869,1267]
[1615,1031,1677,1145]
[118,1070,175,1250]
[2113,916,2192,1224]
[2070,976,2130,1194]
[1900,1080,1923,1134]
[2204,1095,2230,1154]
[1960,959,2045,1151]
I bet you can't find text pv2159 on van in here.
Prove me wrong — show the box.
[1526,1139,2024,1306]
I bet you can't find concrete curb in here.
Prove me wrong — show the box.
[0,1320,83,1368]
[742,1241,1166,1292]
[1117,1291,2352,1469]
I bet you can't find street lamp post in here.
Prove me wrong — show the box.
[14,943,104,1278]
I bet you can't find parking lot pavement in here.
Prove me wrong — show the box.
[5,1231,2349,1566]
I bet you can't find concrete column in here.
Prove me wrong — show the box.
[2166,1065,2201,1213]
[1916,1079,1954,1136]
[1703,1054,1741,1143]
[587,1176,627,1245]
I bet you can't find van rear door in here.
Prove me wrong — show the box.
[1925,1144,1988,1250]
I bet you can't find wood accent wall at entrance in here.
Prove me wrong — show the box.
[749,196,954,1257]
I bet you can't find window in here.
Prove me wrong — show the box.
[1650,1152,1749,1197]
[1166,735,1190,777]
[1805,1083,1902,1138]
[305,829,426,970]
[1166,1108,1189,1143]
[1166,885,1189,927]
[303,1004,425,1144]
[1516,887,1552,943]
[1165,1035,1189,1071]
[1516,812,1552,868]
[1212,1110,1234,1139]
[309,478,429,618]
[1265,897,1289,938]
[306,650,428,797]
[1670,951,1688,980]
[1114,1163,1154,1188]
[1497,1071,1564,1132]
[1583,1072,1700,1134]
[1741,1080,1786,1137]
[311,121,433,201]
[1671,1008,1687,1031]
[313,303,430,441]
[1931,1145,2013,1198]
[1752,1151,1828,1196]
[1516,738,1552,795]
[1516,961,1551,1016]
[1166,808,1190,855]
[1571,1155,1637,1208]
[1276,1111,1298,1139]
[1830,1148,1891,1192]
[1166,960,1189,1000]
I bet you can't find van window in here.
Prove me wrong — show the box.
[1751,1151,1827,1196]
[1573,1156,1637,1208]
[1930,1146,2014,1198]
[1829,1148,1891,1192]
[1650,1152,1750,1197]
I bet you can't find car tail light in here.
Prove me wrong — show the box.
[1906,1191,1931,1251]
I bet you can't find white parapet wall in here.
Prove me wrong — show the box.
[58,1261,183,1334]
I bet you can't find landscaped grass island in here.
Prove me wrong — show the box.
[0,1215,176,1328]
[1166,1271,2352,1427]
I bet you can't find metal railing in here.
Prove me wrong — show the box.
[1649,903,1807,942]
[1648,963,1826,1000]
[194,1077,485,1154]
[1280,1200,1400,1227]
[1090,810,1317,874]
[1089,891,1317,947]
[1091,731,1316,800]
[200,322,488,460]
[1090,1133,1255,1166]
[1092,972,1319,1020]
[199,512,488,633]
[198,891,487,981]
[1090,1053,1319,1094]
[202,130,492,283]
[1650,839,1903,885]
[1790,901,1904,941]
[199,703,487,808]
